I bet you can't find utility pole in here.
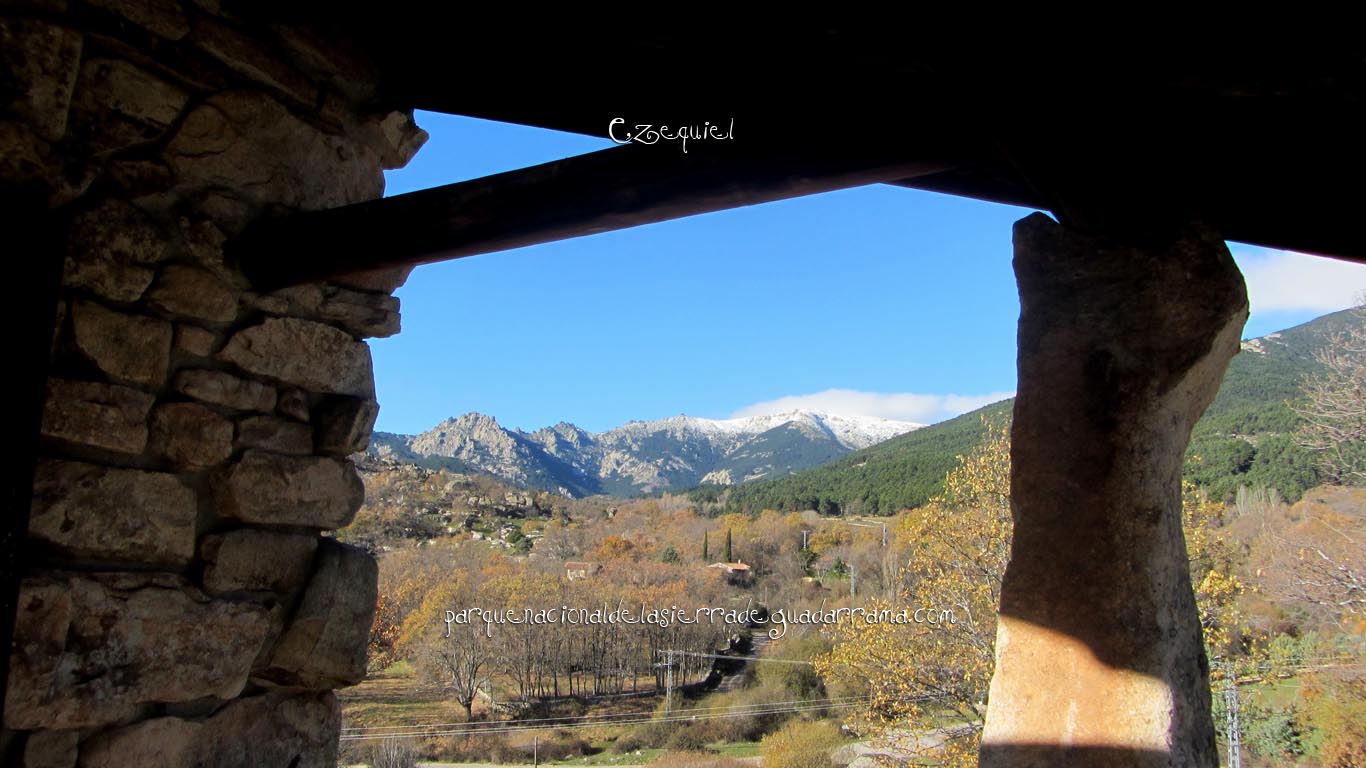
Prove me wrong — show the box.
[1219,661,1242,768]
[850,566,857,598]
[666,649,675,713]
[881,523,887,548]
[1226,671,1242,768]
[656,649,676,713]
[533,733,539,766]
[801,530,809,550]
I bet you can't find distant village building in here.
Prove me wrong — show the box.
[707,562,753,586]
[564,561,603,581]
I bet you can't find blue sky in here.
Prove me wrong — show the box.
[373,112,1366,435]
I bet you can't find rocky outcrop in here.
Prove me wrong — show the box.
[979,213,1246,767]
[388,409,921,497]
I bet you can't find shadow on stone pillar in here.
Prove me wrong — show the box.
[979,212,1248,768]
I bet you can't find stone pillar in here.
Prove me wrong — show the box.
[979,213,1247,767]
[2,4,426,766]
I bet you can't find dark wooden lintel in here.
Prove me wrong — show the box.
[231,139,961,290]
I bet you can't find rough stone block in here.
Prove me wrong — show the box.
[201,529,317,594]
[76,691,340,768]
[173,369,276,412]
[173,324,218,357]
[41,378,153,454]
[214,450,363,528]
[317,286,400,338]
[21,728,77,768]
[68,57,188,152]
[240,290,289,314]
[61,200,166,302]
[235,414,313,455]
[29,459,196,565]
[146,264,238,324]
[191,18,316,106]
[258,540,376,688]
[267,284,323,315]
[330,264,412,294]
[218,317,374,397]
[314,396,378,456]
[85,0,190,40]
[164,91,382,211]
[149,402,234,470]
[4,573,273,730]
[71,301,171,388]
[179,217,227,266]
[0,19,82,141]
[276,387,311,422]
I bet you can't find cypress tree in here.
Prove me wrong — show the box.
[724,529,733,562]
[702,530,709,561]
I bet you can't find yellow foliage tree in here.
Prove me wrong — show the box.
[1181,480,1244,656]
[816,415,1011,767]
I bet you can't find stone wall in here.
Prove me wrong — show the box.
[2,3,425,766]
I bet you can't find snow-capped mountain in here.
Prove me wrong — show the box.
[367,410,922,497]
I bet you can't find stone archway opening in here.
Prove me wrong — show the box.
[5,14,1364,768]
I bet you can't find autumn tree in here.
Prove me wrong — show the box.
[1293,299,1366,485]
[817,414,1011,767]
[1181,480,1245,655]
[400,574,491,721]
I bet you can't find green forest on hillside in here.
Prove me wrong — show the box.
[712,308,1362,516]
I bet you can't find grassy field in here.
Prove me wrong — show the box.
[339,662,473,730]
[339,664,702,765]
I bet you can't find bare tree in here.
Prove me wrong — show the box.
[416,620,490,721]
[1265,510,1366,626]
[1293,298,1366,486]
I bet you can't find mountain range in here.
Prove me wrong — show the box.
[367,410,922,497]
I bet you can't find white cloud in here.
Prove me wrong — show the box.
[730,388,1015,425]
[1232,247,1366,312]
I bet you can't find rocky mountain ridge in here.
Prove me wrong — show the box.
[368,410,921,497]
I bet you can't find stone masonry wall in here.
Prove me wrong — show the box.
[3,3,426,766]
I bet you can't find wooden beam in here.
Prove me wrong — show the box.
[231,138,959,290]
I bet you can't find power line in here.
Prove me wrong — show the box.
[340,697,884,742]
[342,694,875,736]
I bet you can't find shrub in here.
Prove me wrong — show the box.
[609,729,648,754]
[370,738,419,768]
[760,719,844,768]
[664,724,713,752]
[506,730,591,761]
